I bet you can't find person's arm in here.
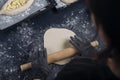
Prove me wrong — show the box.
[54,57,98,80]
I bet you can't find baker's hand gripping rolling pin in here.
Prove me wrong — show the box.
[70,35,99,58]
[32,48,51,77]
[20,39,99,71]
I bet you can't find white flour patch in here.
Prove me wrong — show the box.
[16,22,34,47]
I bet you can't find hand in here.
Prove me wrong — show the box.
[70,35,98,58]
[32,48,51,76]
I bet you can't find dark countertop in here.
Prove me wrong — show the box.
[0,1,105,80]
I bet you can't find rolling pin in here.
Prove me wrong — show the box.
[20,40,99,71]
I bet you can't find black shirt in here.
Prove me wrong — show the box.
[54,57,120,80]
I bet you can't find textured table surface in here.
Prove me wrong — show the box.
[0,0,105,80]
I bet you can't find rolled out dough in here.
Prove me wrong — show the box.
[61,0,78,4]
[0,0,34,15]
[44,28,75,65]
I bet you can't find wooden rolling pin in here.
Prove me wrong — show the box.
[20,40,99,71]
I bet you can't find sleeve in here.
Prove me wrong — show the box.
[54,57,98,80]
[76,45,98,59]
[81,45,98,58]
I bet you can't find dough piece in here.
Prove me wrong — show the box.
[0,0,34,15]
[44,28,75,65]
[61,0,78,4]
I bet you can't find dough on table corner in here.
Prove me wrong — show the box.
[0,0,34,15]
[44,28,75,65]
[61,0,78,4]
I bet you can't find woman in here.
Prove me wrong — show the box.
[54,0,120,80]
